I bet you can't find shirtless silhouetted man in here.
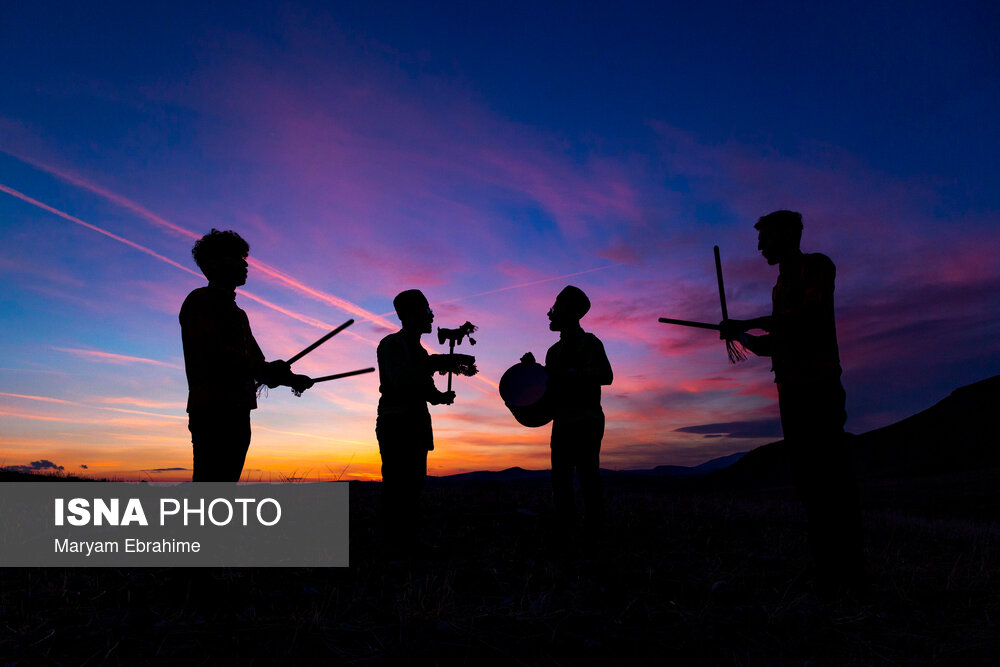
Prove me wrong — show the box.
[721,210,864,591]
[180,229,313,482]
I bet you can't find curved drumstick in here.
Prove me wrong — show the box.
[714,245,728,321]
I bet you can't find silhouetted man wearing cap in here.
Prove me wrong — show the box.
[376,289,476,551]
[523,285,613,534]
[180,229,313,482]
[721,210,864,592]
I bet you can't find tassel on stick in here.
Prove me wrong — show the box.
[715,245,746,365]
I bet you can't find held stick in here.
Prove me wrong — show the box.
[447,339,455,393]
[714,246,746,363]
[658,317,721,330]
[312,367,375,383]
[288,319,355,365]
[714,245,728,321]
[262,318,356,397]
[658,247,745,363]
[437,322,476,395]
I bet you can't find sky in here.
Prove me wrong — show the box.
[1,1,998,482]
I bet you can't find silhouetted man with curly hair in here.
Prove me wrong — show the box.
[180,229,312,482]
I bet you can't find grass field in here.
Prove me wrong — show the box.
[2,473,999,665]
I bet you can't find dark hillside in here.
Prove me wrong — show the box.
[715,375,1000,488]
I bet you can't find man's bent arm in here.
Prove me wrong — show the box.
[378,337,439,403]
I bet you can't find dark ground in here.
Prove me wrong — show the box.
[2,471,999,665]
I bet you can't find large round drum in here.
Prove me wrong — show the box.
[499,362,552,428]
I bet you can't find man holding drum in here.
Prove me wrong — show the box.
[521,285,613,536]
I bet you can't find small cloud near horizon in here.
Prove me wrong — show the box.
[674,419,783,439]
[4,459,65,473]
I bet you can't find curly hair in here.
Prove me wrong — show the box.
[191,229,250,274]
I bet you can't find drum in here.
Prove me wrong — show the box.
[499,361,553,428]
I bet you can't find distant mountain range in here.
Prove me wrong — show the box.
[432,452,747,483]
[435,375,1000,487]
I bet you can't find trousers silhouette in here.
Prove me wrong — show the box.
[550,414,605,529]
[189,409,251,483]
[779,381,864,586]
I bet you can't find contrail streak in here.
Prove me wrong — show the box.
[0,181,377,345]
[0,408,86,423]
[0,389,190,420]
[0,407,160,425]
[247,257,398,330]
[53,347,183,369]
[97,406,186,421]
[3,151,200,240]
[3,152,397,329]
[0,392,77,405]
[0,183,200,276]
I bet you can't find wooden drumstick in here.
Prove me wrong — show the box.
[288,319,355,365]
[311,367,375,383]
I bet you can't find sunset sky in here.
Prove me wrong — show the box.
[2,2,998,481]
